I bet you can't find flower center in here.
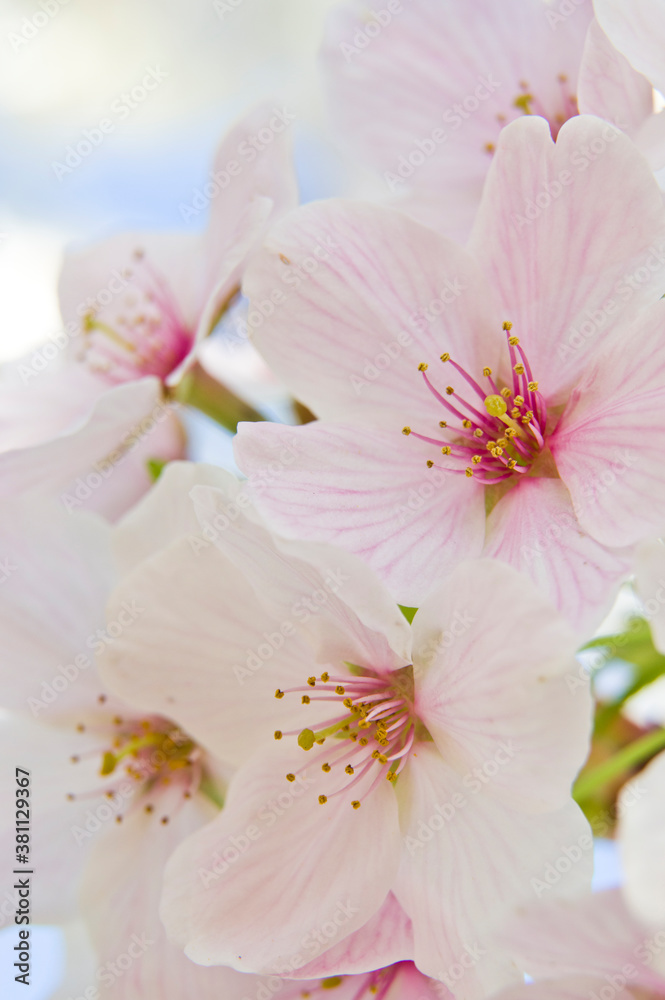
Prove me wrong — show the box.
[67,704,209,824]
[78,248,192,384]
[403,321,547,484]
[274,667,418,809]
[301,964,403,998]
[484,75,578,155]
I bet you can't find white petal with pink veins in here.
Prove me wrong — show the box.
[0,377,183,520]
[412,560,591,812]
[552,298,665,548]
[482,478,631,633]
[235,420,486,607]
[101,534,329,767]
[321,0,592,238]
[243,199,500,428]
[469,115,665,404]
[161,746,402,973]
[393,745,593,998]
[191,479,412,666]
[595,0,665,96]
[578,18,654,132]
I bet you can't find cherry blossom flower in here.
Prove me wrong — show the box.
[234,114,665,629]
[320,0,665,238]
[0,104,297,518]
[101,466,593,997]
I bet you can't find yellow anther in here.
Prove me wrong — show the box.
[472,455,482,465]
[484,394,507,417]
[439,420,447,428]
[507,459,517,470]
[441,446,451,455]
[482,367,492,377]
[514,363,525,375]
[302,695,310,704]
[426,460,434,468]
[485,142,495,154]
[508,336,519,346]
[465,468,474,477]
[386,771,398,783]
[359,737,369,746]
[402,426,411,435]
[505,427,517,438]
[316,739,325,745]
[335,685,345,695]
[445,386,454,395]
[319,795,328,805]
[286,773,296,782]
[343,697,353,708]
[491,447,504,457]
[345,765,355,775]
[274,731,282,740]
[501,387,512,398]
[275,689,284,699]
[514,93,534,114]
[497,437,509,448]
[511,408,521,419]
[321,672,329,682]
[352,800,361,809]
[528,381,539,392]
[503,321,513,331]
[322,763,331,772]
[307,677,316,687]
[473,428,483,438]
[462,419,472,429]
[440,352,450,362]
[418,362,428,371]
[514,395,524,406]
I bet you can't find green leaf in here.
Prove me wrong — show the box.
[398,605,418,624]
[146,458,168,482]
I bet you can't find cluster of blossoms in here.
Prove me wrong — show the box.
[4,1,665,998]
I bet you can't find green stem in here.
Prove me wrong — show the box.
[173,361,264,433]
[574,727,665,803]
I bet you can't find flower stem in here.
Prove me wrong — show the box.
[574,727,665,803]
[173,361,264,432]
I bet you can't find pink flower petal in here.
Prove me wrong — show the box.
[469,115,665,404]
[394,745,593,996]
[552,299,665,548]
[161,746,402,973]
[482,478,631,633]
[242,198,500,427]
[235,420,485,606]
[412,559,592,812]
